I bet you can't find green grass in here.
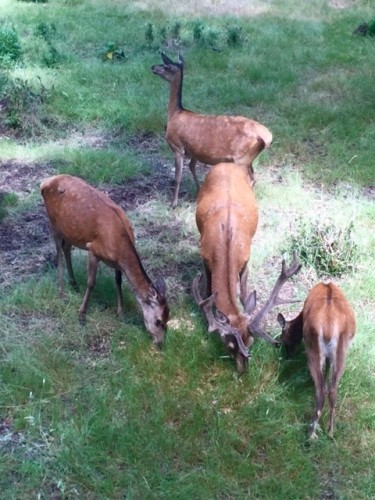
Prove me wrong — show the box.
[1,0,375,497]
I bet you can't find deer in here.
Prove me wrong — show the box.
[151,52,273,208]
[277,282,356,439]
[192,162,301,374]
[40,174,169,347]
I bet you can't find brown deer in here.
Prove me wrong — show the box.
[151,52,272,207]
[192,162,301,373]
[277,282,356,439]
[41,174,169,346]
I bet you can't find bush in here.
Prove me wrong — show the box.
[0,27,23,68]
[1,77,52,136]
[100,43,126,62]
[34,22,57,43]
[287,219,358,277]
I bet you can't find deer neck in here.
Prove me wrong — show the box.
[211,269,241,320]
[119,239,151,302]
[167,71,184,121]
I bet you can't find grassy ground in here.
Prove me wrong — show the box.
[0,0,374,498]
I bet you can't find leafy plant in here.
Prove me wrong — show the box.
[193,21,204,43]
[227,25,243,47]
[100,43,126,62]
[145,23,154,47]
[1,77,52,136]
[34,22,57,43]
[287,219,358,277]
[42,44,64,68]
[0,27,23,68]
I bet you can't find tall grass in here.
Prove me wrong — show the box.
[1,0,374,498]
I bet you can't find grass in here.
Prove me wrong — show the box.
[1,0,375,498]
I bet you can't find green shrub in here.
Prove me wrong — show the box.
[227,25,243,47]
[145,23,155,48]
[34,22,57,43]
[0,27,23,68]
[100,43,126,62]
[1,77,52,136]
[287,219,358,277]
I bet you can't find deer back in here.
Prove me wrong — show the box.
[279,282,356,355]
[196,163,258,325]
[302,283,356,346]
[41,175,152,293]
[167,112,271,166]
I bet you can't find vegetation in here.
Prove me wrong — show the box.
[0,0,374,498]
[286,219,358,277]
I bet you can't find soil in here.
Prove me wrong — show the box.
[0,133,197,288]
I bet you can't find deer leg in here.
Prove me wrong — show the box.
[62,239,78,291]
[53,233,65,298]
[189,159,200,191]
[328,341,347,438]
[78,251,99,325]
[172,152,184,208]
[115,269,125,319]
[307,347,326,440]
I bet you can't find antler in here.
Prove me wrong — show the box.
[192,273,249,358]
[248,252,302,344]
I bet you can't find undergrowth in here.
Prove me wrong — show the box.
[287,218,359,277]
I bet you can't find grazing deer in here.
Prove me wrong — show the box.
[40,174,169,346]
[192,162,301,373]
[277,282,356,439]
[151,52,272,207]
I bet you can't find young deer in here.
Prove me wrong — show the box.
[41,174,169,346]
[192,162,301,373]
[151,52,272,207]
[277,282,356,439]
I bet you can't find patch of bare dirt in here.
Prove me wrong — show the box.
[0,159,54,198]
[0,134,199,288]
[0,160,56,286]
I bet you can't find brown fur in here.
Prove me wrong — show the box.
[152,53,272,207]
[195,162,258,373]
[278,282,356,439]
[41,174,169,345]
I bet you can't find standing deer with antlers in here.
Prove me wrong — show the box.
[151,53,272,207]
[278,282,356,439]
[192,162,301,373]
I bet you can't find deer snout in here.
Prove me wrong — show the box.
[235,353,249,376]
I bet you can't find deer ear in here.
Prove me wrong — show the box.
[178,53,185,66]
[244,290,256,315]
[277,313,286,328]
[155,274,167,297]
[161,51,174,65]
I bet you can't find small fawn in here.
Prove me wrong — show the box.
[278,282,356,439]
